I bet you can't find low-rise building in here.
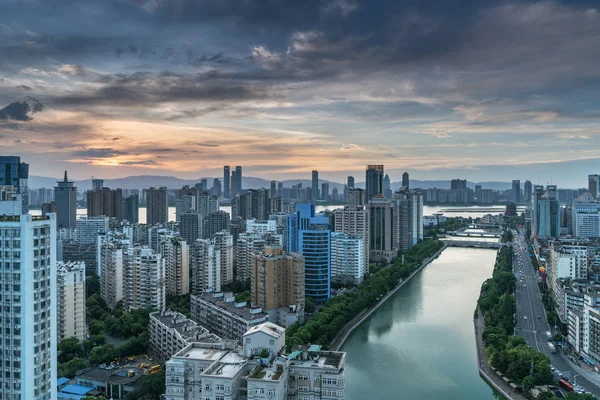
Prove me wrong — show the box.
[191,291,268,343]
[75,366,144,399]
[57,261,87,343]
[149,309,222,362]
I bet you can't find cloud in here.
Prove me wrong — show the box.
[15,85,32,91]
[322,0,358,17]
[119,160,159,165]
[57,64,85,75]
[72,148,129,158]
[0,97,43,121]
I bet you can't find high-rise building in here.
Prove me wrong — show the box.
[76,216,109,244]
[251,246,305,310]
[57,261,87,343]
[232,166,243,197]
[92,178,103,191]
[270,180,277,198]
[235,233,267,284]
[573,193,600,238]
[450,179,467,190]
[224,166,231,199]
[203,210,231,239]
[512,180,521,203]
[123,246,166,311]
[383,174,392,199]
[533,185,561,238]
[0,155,29,212]
[99,240,126,310]
[190,239,221,293]
[197,192,219,217]
[123,193,139,223]
[368,194,397,262]
[0,198,57,399]
[147,186,169,225]
[232,189,270,220]
[312,170,319,201]
[589,175,600,199]
[347,188,365,210]
[331,233,365,285]
[180,212,203,245]
[321,182,329,201]
[402,172,409,188]
[333,206,369,273]
[524,180,533,203]
[287,204,331,303]
[365,164,384,200]
[394,188,424,251]
[175,186,197,223]
[214,231,234,285]
[210,178,222,198]
[86,186,123,221]
[347,176,355,189]
[162,236,190,296]
[55,170,77,228]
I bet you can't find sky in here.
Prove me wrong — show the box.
[1,0,600,186]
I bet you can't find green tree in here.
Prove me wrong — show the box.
[304,297,316,314]
[125,371,165,400]
[566,394,597,400]
[58,357,87,378]
[89,320,105,335]
[86,276,100,299]
[522,375,535,391]
[89,344,116,365]
[58,337,84,362]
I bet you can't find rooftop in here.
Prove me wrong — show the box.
[174,344,229,362]
[203,352,247,378]
[243,322,285,339]
[194,292,268,322]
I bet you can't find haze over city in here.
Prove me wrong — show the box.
[2,0,600,186]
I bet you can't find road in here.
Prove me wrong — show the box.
[512,229,600,397]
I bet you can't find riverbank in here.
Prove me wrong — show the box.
[331,243,448,351]
[474,307,527,400]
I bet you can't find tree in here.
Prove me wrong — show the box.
[89,344,116,365]
[304,297,316,314]
[125,371,165,400]
[58,357,87,379]
[89,320,105,335]
[537,391,557,400]
[58,337,83,362]
[86,276,100,299]
[522,375,535,392]
[566,394,597,400]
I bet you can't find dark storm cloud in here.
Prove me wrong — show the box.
[0,98,43,121]
[72,148,129,158]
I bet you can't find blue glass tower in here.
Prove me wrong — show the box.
[287,203,331,303]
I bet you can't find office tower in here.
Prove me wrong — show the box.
[210,178,221,198]
[402,172,409,188]
[123,194,139,223]
[312,170,319,201]
[199,179,208,191]
[334,206,369,273]
[123,246,166,312]
[394,188,424,251]
[347,176,355,189]
[92,178,103,191]
[251,246,305,309]
[321,182,329,201]
[224,166,231,199]
[214,231,234,285]
[57,261,87,343]
[533,185,560,238]
[589,175,600,199]
[365,164,384,200]
[331,187,339,201]
[347,188,365,210]
[368,195,397,262]
[180,212,203,244]
[76,216,109,244]
[512,180,521,203]
[0,155,29,212]
[147,186,169,225]
[331,233,365,285]
[203,210,231,239]
[162,237,190,296]
[450,179,467,190]
[573,193,600,238]
[286,204,331,303]
[0,199,57,399]
[197,192,219,217]
[277,182,283,197]
[383,174,392,199]
[191,239,221,293]
[234,166,243,197]
[270,180,277,198]
[524,180,533,203]
[55,170,77,228]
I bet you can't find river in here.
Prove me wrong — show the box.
[341,247,499,400]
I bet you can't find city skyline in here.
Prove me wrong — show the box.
[2,1,600,185]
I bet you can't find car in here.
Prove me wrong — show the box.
[557,371,563,377]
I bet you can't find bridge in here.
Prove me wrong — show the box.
[448,231,502,238]
[443,240,504,249]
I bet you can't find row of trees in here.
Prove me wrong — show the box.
[286,239,445,350]
[479,246,555,392]
[424,217,470,237]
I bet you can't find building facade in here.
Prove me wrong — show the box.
[331,233,365,285]
[57,261,87,343]
[54,171,77,228]
[146,187,169,225]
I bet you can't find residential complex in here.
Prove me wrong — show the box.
[57,261,87,343]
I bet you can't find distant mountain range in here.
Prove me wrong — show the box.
[29,175,513,191]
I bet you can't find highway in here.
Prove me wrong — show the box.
[512,229,600,397]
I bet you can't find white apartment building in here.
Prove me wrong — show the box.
[149,309,221,362]
[123,246,166,311]
[99,241,125,310]
[246,219,277,235]
[331,233,365,285]
[0,198,57,399]
[581,293,600,364]
[57,260,87,343]
[549,244,588,301]
[162,236,190,296]
[164,322,346,400]
[214,231,234,286]
[76,216,109,244]
[235,232,281,284]
[333,207,369,273]
[191,239,222,294]
[573,194,600,238]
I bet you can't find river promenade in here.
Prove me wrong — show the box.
[331,243,448,351]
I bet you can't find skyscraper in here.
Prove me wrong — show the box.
[312,170,319,201]
[0,196,57,399]
[331,233,365,285]
[524,180,533,203]
[347,176,355,189]
[347,188,365,210]
[92,178,104,191]
[180,211,203,244]
[57,261,87,343]
[224,166,231,199]
[402,172,409,188]
[55,170,77,228]
[321,182,329,201]
[450,179,467,190]
[270,180,277,198]
[383,174,392,199]
[0,155,29,212]
[123,193,139,223]
[235,166,243,196]
[365,164,384,200]
[533,185,560,238]
[589,174,599,199]
[87,186,123,221]
[147,187,169,225]
[512,180,521,203]
[368,194,397,262]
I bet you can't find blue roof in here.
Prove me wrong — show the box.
[308,344,322,352]
[60,384,93,396]
[288,350,302,360]
[57,393,85,400]
[57,377,70,386]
